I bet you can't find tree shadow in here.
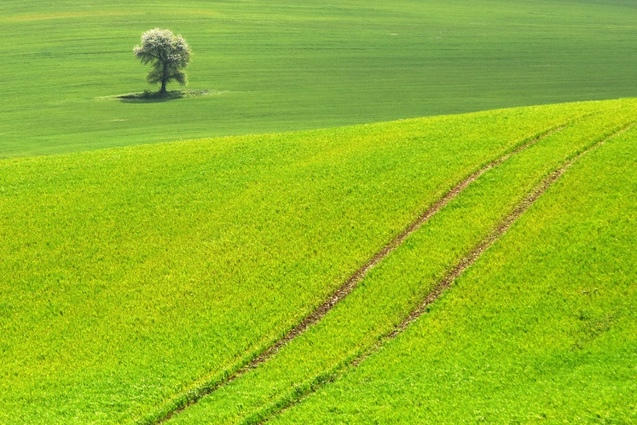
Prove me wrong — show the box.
[117,90,209,103]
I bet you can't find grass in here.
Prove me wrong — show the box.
[2,1,636,423]
[161,101,637,424]
[1,0,636,157]
[0,101,604,424]
[269,116,637,424]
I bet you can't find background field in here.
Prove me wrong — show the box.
[1,0,636,156]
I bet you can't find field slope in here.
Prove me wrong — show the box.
[271,114,637,425]
[164,105,637,424]
[1,0,636,157]
[1,99,635,424]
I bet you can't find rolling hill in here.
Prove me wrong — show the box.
[1,0,636,157]
[2,1,637,423]
[1,99,635,424]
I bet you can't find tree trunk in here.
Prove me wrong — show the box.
[159,60,169,96]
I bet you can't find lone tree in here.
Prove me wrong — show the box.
[134,28,192,96]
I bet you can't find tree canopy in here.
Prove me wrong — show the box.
[134,28,192,96]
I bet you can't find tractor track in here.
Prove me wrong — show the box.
[256,121,635,424]
[150,124,565,425]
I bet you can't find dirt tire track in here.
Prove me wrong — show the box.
[255,121,635,424]
[150,124,565,425]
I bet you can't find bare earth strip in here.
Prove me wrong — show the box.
[258,122,635,424]
[150,124,565,424]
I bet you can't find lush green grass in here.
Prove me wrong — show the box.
[163,102,637,424]
[1,0,636,157]
[271,118,637,423]
[1,101,602,424]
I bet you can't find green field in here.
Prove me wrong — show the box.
[270,116,637,425]
[165,102,637,425]
[1,99,636,424]
[1,0,636,157]
[2,0,637,423]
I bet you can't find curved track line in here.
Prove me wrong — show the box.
[150,124,564,424]
[256,122,635,424]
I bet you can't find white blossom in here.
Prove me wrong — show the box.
[134,29,192,94]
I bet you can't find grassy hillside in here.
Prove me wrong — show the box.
[1,99,635,424]
[1,0,636,157]
[271,117,637,425]
[164,103,637,424]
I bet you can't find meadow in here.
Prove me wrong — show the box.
[1,99,636,424]
[1,0,637,157]
[2,0,637,423]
